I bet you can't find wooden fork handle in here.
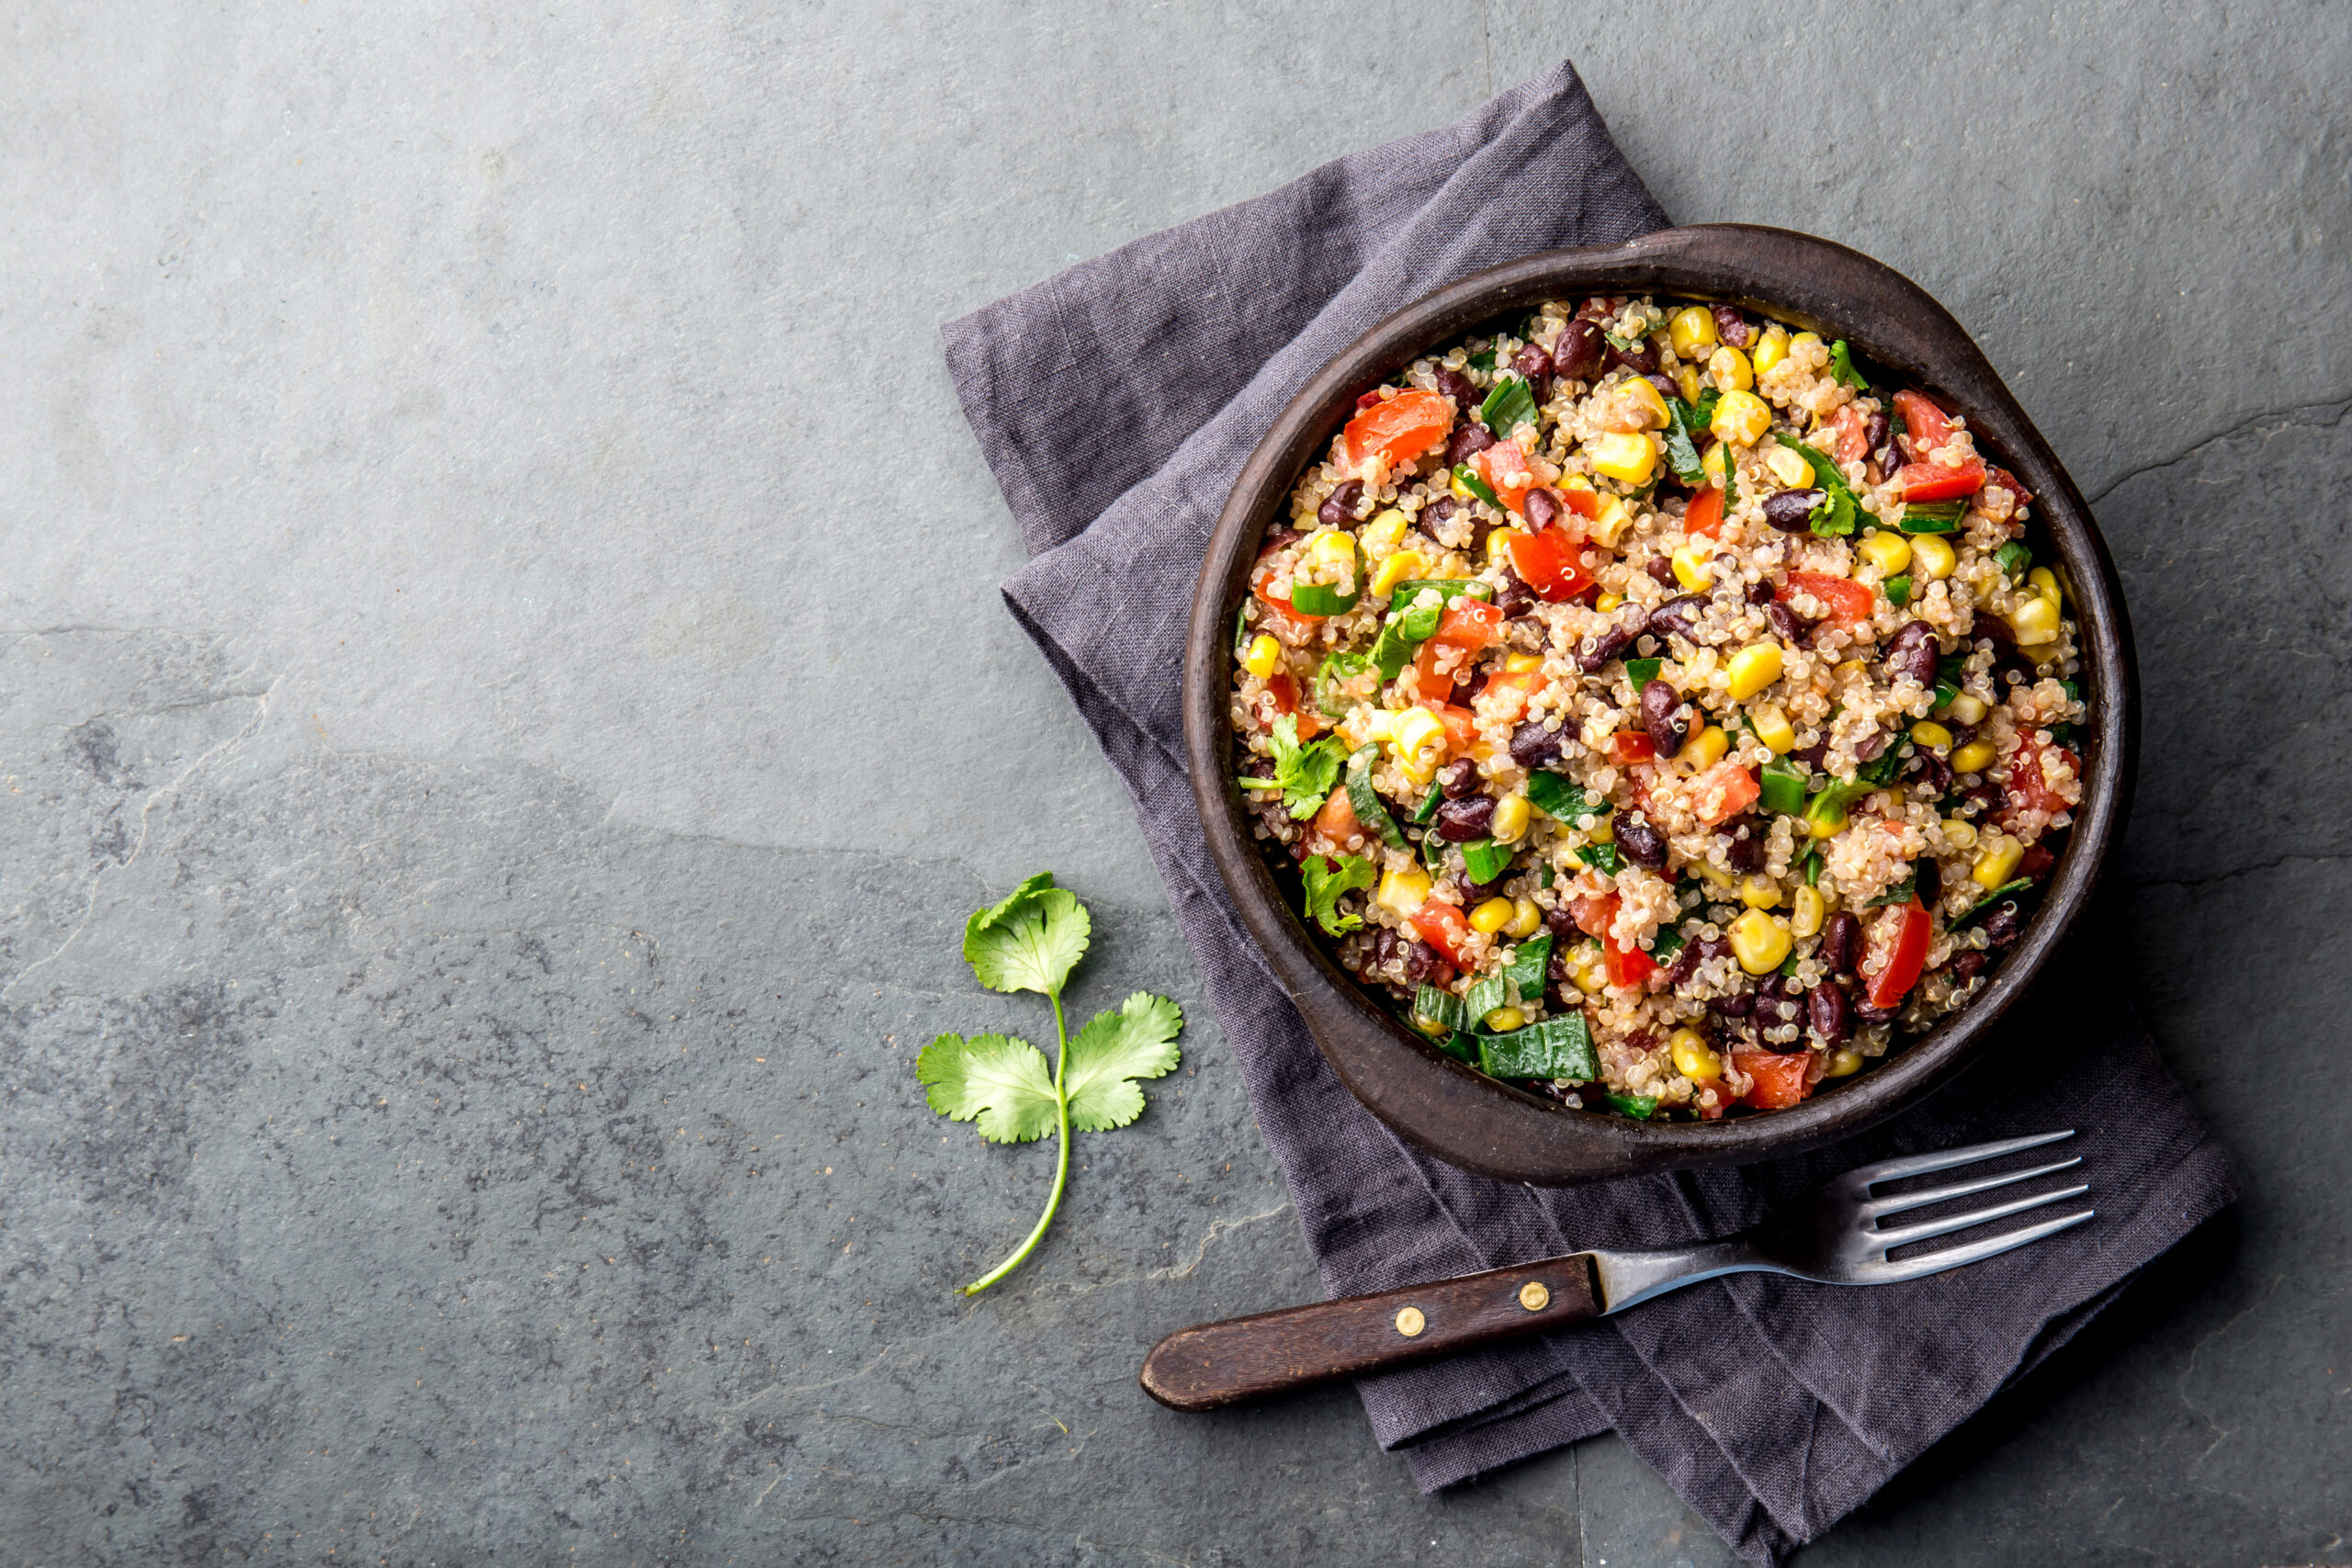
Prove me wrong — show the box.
[1138,1253,1602,1412]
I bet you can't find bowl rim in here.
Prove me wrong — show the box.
[1181,223,2140,1186]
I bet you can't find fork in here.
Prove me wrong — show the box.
[1140,1130,2092,1412]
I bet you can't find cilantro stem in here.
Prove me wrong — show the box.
[959,989,1072,1295]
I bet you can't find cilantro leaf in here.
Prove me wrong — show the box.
[1302,853,1375,935]
[916,1032,1060,1144]
[963,872,1091,997]
[1774,433,1861,537]
[1479,376,1538,434]
[1829,339,1869,390]
[1238,714,1345,819]
[1662,394,1719,485]
[1063,991,1184,1133]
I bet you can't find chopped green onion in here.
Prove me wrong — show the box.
[1412,783,1443,825]
[1287,580,1359,615]
[1829,339,1869,390]
[1996,541,2033,579]
[1759,756,1810,817]
[1453,465,1501,508]
[1344,745,1407,850]
[1480,1012,1599,1082]
[1462,839,1514,884]
[1883,573,1914,606]
[1898,502,1965,535]
[1478,376,1538,435]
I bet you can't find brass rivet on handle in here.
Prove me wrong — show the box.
[1519,1280,1551,1312]
[1394,1306,1426,1337]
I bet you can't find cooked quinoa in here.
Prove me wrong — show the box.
[1230,295,2085,1122]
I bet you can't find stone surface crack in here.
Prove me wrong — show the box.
[2087,395,2351,504]
[2127,851,2348,892]
[2177,1273,2281,1467]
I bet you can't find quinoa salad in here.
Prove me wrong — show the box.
[1230,296,2086,1122]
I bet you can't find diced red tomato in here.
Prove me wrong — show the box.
[1996,735,2076,829]
[1557,483,1601,522]
[1431,599,1507,650]
[1733,1051,1812,1111]
[1896,458,1985,502]
[1893,389,1957,451]
[1781,571,1877,630]
[1985,466,2033,507]
[1693,1079,1730,1121]
[1253,558,1323,641]
[1309,788,1362,851]
[1476,669,1546,723]
[1473,438,1541,513]
[1264,670,1298,712]
[1408,901,1474,969]
[1863,897,1933,1010]
[1682,486,1724,539]
[1604,937,1658,990]
[1828,404,1870,468]
[1689,761,1760,826]
[1609,731,1657,765]
[1411,640,1455,702]
[1354,390,1384,411]
[1423,702,1477,757]
[1344,389,1453,467]
[1508,528,1597,603]
[1568,893,1616,942]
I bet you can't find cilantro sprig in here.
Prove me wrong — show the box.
[916,874,1183,1294]
[1238,713,1345,819]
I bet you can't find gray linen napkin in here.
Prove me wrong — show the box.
[941,62,2234,1564]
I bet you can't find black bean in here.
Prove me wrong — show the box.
[1607,336,1660,375]
[1854,999,1900,1026]
[1767,602,1812,648]
[1495,570,1538,619]
[1665,939,1702,987]
[1697,934,1734,966]
[1715,989,1755,1020]
[1445,421,1498,467]
[1646,593,1707,646]
[1576,296,1617,322]
[1510,719,1566,769]
[1863,410,1892,470]
[1544,904,1581,941]
[1645,556,1677,587]
[1724,826,1765,874]
[1911,751,1954,794]
[1808,982,1852,1045]
[1711,305,1751,348]
[1915,857,1943,909]
[1438,756,1482,800]
[1404,941,1450,984]
[1434,795,1496,842]
[1854,728,1891,763]
[1884,619,1939,687]
[1794,736,1831,768]
[1617,812,1668,870]
[1761,488,1825,533]
[1577,612,1645,672]
[1436,367,1479,416]
[1520,488,1558,532]
[1510,344,1553,403]
[1456,867,1507,901]
[1950,950,1988,985]
[1981,903,2024,949]
[1367,926,1400,974]
[1552,320,1605,381]
[1317,479,1363,530]
[1819,910,1862,976]
[1973,610,2017,649]
[1640,678,1689,753]
[1645,371,1679,402]
[1746,579,1777,605]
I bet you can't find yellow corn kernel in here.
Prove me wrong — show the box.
[1575,954,1610,995]
[1790,332,1824,366]
[1668,305,1719,358]
[1376,866,1432,917]
[1595,591,1624,613]
[1450,468,1476,502]
[1490,793,1532,844]
[1749,705,1797,754]
[1740,875,1782,910]
[1675,364,1702,402]
[1470,896,1516,934]
[1750,323,1791,377]
[1910,533,1957,580]
[1858,530,1912,575]
[2028,566,2064,605]
[1810,799,1849,839]
[1706,344,1753,393]
[1724,642,1784,700]
[1973,832,2025,888]
[1361,508,1409,558]
[1436,551,1473,579]
[1483,1006,1527,1033]
[1694,861,1735,893]
[1941,817,1979,851]
[1613,375,1671,432]
[1910,720,1953,750]
[2010,594,2062,646]
[1591,431,1660,485]
[1789,884,1825,938]
[1763,444,1814,489]
[1410,1011,1451,1040]
[1701,439,1736,487]
[1728,908,1793,975]
[1835,657,1869,681]
[1389,706,1447,774]
[1503,650,1543,673]
[1950,739,1997,775]
[1505,897,1544,939]
[1943,691,1987,726]
[1589,494,1635,547]
[1826,1048,1865,1078]
[1486,527,1521,568]
[1679,725,1731,770]
[1671,544,1714,591]
[1587,813,1615,844]
[1370,548,1428,598]
[1710,389,1772,446]
[1668,1028,1723,1081]
[1306,528,1357,577]
[1243,635,1282,679]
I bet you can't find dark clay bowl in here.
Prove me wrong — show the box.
[1182,224,2137,1186]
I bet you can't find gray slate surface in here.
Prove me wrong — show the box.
[1,5,2346,1564]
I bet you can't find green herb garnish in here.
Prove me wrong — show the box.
[1996,541,2033,579]
[1462,838,1514,884]
[1883,573,1914,606]
[1606,1089,1660,1120]
[1303,852,1376,935]
[1479,376,1538,435]
[1759,755,1810,817]
[1955,879,2034,927]
[918,874,1182,1295]
[1774,433,1860,537]
[1650,923,1689,962]
[1661,391,1723,486]
[1526,773,1606,821]
[1468,348,1498,371]
[1453,464,1501,508]
[1829,340,1869,390]
[1576,843,1624,874]
[1626,656,1664,689]
[1237,714,1346,818]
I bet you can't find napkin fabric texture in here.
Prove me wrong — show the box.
[942,62,2233,1564]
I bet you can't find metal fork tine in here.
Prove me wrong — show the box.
[1867,1155,2083,1218]
[1869,1207,2097,1282]
[1844,1129,2075,1188]
[1871,1182,2092,1251]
